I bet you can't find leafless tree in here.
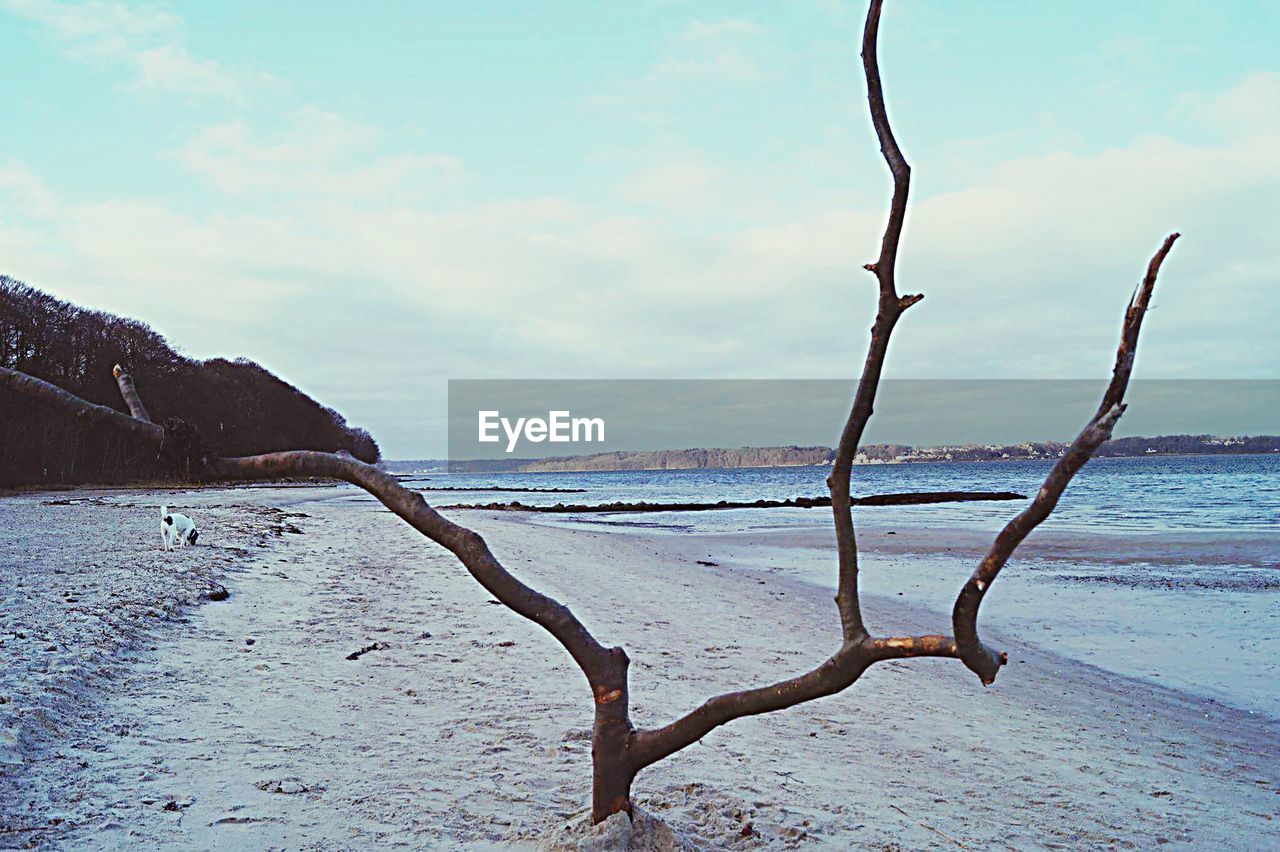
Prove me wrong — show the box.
[0,0,1178,826]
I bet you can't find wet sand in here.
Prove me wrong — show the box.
[2,486,1277,848]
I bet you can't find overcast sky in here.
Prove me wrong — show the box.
[2,1,1277,457]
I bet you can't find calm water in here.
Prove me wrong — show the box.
[391,455,1279,715]
[410,454,1280,536]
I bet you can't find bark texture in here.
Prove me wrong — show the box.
[0,0,1180,827]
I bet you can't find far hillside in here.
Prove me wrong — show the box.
[397,435,1280,474]
[0,277,379,487]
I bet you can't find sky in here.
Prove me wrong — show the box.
[1,1,1277,457]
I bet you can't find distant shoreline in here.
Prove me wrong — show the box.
[536,448,1279,473]
[395,443,1279,475]
[9,447,1274,493]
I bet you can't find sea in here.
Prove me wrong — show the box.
[384,455,1280,718]
[407,454,1280,534]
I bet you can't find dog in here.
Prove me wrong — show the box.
[160,505,199,550]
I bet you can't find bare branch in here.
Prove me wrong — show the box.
[632,0,1178,769]
[630,642,876,770]
[111,364,152,423]
[1098,233,1181,418]
[863,634,960,661]
[827,0,921,643]
[1,367,164,445]
[629,630,981,770]
[205,452,619,682]
[164,428,634,821]
[952,233,1181,684]
[0,365,619,690]
[861,0,911,285]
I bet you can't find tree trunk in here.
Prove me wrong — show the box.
[590,647,637,823]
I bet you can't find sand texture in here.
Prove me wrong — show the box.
[1,486,1277,849]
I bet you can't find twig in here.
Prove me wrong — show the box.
[0,825,55,834]
[890,804,970,849]
[346,641,390,661]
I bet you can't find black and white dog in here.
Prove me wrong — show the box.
[160,505,199,550]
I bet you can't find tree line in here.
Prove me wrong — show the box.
[0,277,379,487]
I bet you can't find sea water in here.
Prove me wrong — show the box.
[388,455,1280,716]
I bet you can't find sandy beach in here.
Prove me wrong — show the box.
[2,485,1278,849]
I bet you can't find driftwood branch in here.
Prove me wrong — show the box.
[0,368,164,445]
[112,364,152,423]
[0,364,632,819]
[0,368,622,732]
[826,0,926,645]
[215,453,621,683]
[628,231,1180,762]
[626,5,1179,765]
[1,0,1180,827]
[951,232,1180,683]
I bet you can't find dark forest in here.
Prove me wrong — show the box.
[0,277,379,487]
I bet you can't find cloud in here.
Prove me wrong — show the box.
[617,159,719,209]
[0,0,281,102]
[1,73,1276,454]
[0,163,60,218]
[174,108,462,199]
[673,18,763,45]
[0,0,177,55]
[1181,71,1280,137]
[123,43,280,101]
[588,15,770,120]
[649,17,767,85]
